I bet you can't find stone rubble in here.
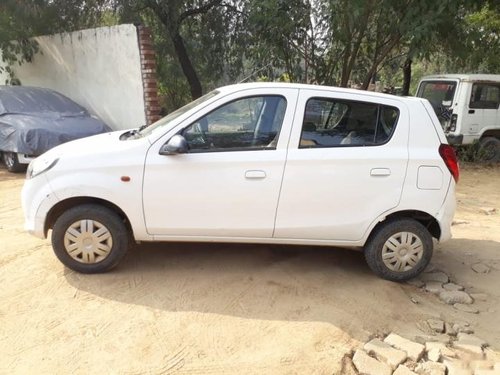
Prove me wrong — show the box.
[349,331,500,375]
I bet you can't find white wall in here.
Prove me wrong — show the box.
[0,24,146,130]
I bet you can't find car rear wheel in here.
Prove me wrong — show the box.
[51,204,129,273]
[2,152,26,173]
[364,218,433,281]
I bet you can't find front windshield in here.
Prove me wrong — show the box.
[139,90,220,136]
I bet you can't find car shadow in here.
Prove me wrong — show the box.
[61,239,498,343]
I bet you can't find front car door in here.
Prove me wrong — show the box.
[143,88,299,238]
[274,89,409,242]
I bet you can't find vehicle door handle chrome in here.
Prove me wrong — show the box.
[370,168,391,177]
[245,170,266,179]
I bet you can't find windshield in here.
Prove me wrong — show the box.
[139,90,220,137]
[417,81,457,113]
[0,87,86,115]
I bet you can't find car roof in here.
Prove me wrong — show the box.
[216,82,424,104]
[420,74,500,82]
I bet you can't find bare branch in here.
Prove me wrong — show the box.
[179,0,223,23]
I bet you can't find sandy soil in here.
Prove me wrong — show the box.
[0,164,499,374]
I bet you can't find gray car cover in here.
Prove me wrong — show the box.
[0,86,111,156]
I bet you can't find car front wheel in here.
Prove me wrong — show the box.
[364,218,433,281]
[51,204,129,273]
[2,152,26,173]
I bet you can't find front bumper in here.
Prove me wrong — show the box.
[21,174,59,239]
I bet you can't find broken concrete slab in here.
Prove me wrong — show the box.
[364,338,407,369]
[394,364,418,375]
[352,349,392,375]
[415,361,446,375]
[425,342,457,359]
[384,333,425,362]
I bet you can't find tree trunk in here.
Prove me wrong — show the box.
[171,32,203,99]
[402,57,412,96]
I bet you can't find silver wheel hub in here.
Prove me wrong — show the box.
[64,220,113,264]
[382,232,423,272]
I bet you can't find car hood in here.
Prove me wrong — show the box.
[0,112,110,155]
[39,129,150,167]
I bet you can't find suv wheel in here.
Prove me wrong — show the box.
[51,204,129,273]
[479,137,500,162]
[364,218,433,281]
[2,152,26,173]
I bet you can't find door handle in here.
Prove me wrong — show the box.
[370,168,391,177]
[468,109,475,114]
[245,170,266,179]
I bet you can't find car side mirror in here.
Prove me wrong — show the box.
[159,135,188,155]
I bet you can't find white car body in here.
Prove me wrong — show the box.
[22,83,457,279]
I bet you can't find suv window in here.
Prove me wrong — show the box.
[182,96,286,152]
[300,98,399,148]
[470,83,500,109]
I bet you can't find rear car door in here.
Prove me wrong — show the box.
[274,89,409,242]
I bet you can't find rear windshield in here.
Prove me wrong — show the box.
[416,81,457,112]
[0,87,85,115]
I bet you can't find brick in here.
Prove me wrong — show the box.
[385,333,425,362]
[425,342,457,359]
[364,338,407,369]
[454,334,486,355]
[352,349,392,375]
[394,365,418,375]
[415,361,446,375]
[443,358,473,375]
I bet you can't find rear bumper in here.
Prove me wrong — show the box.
[436,179,456,242]
[446,134,463,145]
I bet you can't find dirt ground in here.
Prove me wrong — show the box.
[1,164,499,374]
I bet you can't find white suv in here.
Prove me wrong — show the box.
[22,83,458,281]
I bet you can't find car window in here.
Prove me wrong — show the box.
[300,98,398,148]
[181,96,287,152]
[470,83,500,109]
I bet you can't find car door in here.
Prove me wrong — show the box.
[143,88,299,238]
[468,82,500,136]
[274,89,409,242]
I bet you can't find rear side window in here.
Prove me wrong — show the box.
[470,83,500,109]
[300,98,399,148]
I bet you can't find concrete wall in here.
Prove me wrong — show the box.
[0,24,147,130]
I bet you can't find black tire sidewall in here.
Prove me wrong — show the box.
[51,204,129,273]
[479,137,500,162]
[364,218,433,281]
[3,152,26,173]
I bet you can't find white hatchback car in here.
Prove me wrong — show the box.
[22,83,458,281]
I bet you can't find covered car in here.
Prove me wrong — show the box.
[0,86,111,172]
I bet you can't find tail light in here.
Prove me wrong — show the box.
[439,144,459,182]
[449,114,458,132]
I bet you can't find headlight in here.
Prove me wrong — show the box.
[26,157,59,179]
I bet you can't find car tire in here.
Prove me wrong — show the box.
[364,218,433,281]
[2,152,26,173]
[479,137,500,162]
[51,204,129,273]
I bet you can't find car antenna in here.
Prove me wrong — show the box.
[238,63,274,84]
